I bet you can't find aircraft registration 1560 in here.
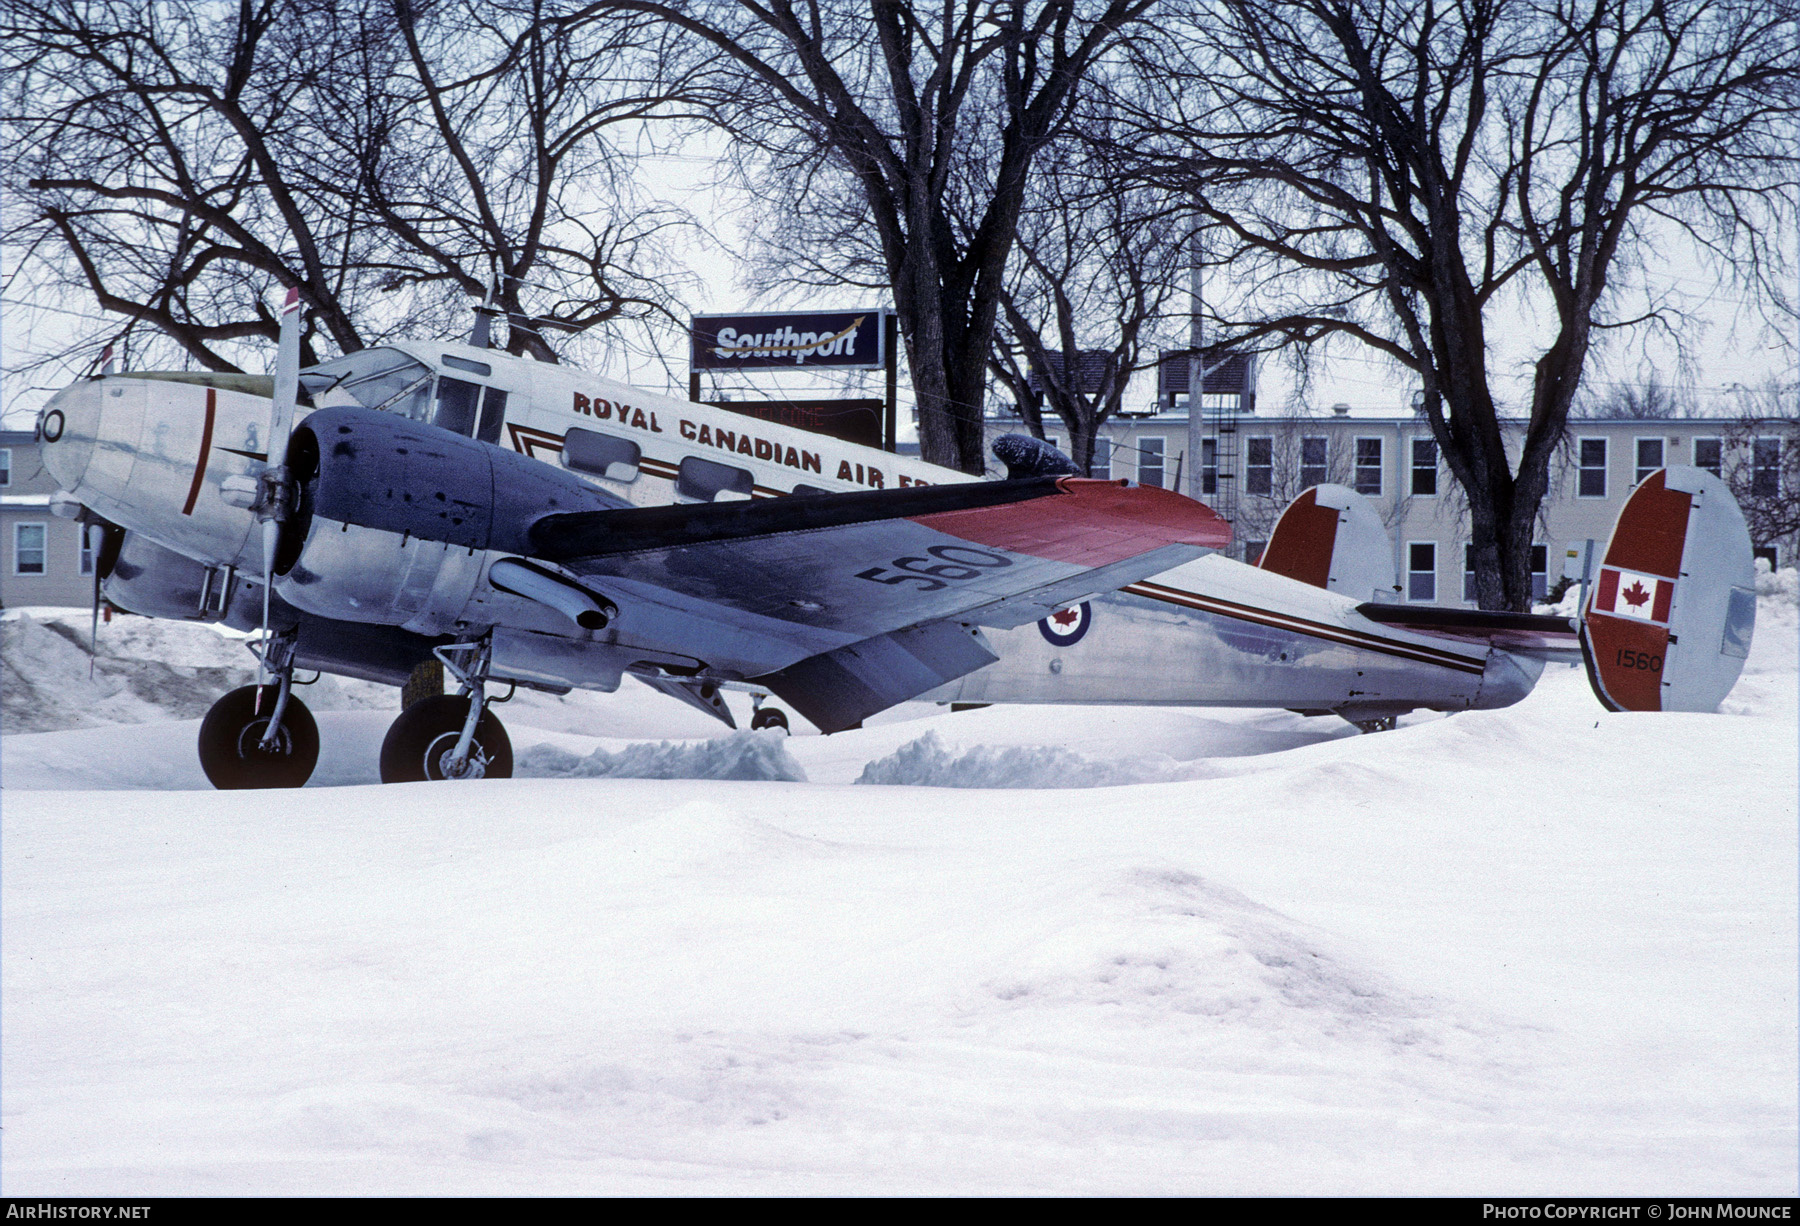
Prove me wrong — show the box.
[33,295,1757,787]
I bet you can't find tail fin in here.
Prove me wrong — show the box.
[1581,466,1755,713]
[1259,484,1399,603]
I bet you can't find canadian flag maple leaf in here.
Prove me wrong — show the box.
[1621,580,1651,608]
[1051,607,1081,627]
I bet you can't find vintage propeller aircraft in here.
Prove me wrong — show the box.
[34,293,1756,787]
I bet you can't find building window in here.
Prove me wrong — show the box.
[1635,438,1664,486]
[14,523,46,575]
[1201,438,1217,496]
[0,448,11,487]
[1407,541,1437,602]
[1693,437,1722,476]
[1411,438,1438,496]
[1137,437,1165,489]
[1754,545,1780,570]
[1354,437,1383,496]
[1463,545,1478,602]
[1089,438,1110,481]
[1300,436,1328,488]
[1532,543,1548,601]
[1245,436,1273,495]
[1753,438,1781,496]
[1578,438,1607,497]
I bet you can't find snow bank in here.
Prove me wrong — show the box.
[516,729,807,782]
[0,612,391,733]
[856,729,1220,789]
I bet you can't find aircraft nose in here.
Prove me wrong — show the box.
[37,379,101,493]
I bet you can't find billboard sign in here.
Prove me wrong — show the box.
[715,398,885,450]
[691,310,886,371]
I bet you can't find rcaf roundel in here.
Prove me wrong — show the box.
[1038,601,1093,645]
[1592,566,1674,624]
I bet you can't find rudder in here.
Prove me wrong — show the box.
[1581,466,1755,713]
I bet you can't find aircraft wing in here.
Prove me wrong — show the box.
[530,477,1230,730]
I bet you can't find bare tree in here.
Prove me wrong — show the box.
[1122,0,1798,608]
[4,0,698,376]
[590,0,1157,473]
[988,125,1187,475]
[1720,380,1800,552]
[1577,371,1690,418]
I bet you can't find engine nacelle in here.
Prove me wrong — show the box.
[275,407,627,636]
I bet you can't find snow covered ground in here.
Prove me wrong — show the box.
[1,580,1794,1195]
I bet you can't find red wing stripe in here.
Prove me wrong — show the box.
[914,478,1230,565]
[182,388,217,516]
[1122,580,1487,675]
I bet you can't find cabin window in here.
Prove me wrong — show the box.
[476,389,507,444]
[1354,437,1383,496]
[1693,437,1722,476]
[1635,437,1664,486]
[562,427,641,482]
[14,523,45,575]
[1578,438,1607,497]
[1407,541,1436,602]
[677,455,754,502]
[442,354,492,377]
[1753,438,1781,496]
[791,483,831,496]
[1300,436,1328,488]
[1245,437,1272,495]
[1411,438,1438,496]
[434,377,482,436]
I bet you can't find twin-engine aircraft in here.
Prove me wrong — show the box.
[34,296,1757,787]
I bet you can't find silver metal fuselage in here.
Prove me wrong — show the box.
[36,339,1537,717]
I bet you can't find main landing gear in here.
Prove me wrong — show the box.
[748,691,789,733]
[197,630,319,789]
[379,638,513,783]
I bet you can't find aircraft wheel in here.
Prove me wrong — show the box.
[750,706,789,733]
[380,694,513,783]
[197,684,320,790]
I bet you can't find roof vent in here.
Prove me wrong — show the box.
[1332,402,1351,417]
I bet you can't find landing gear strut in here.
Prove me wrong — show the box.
[380,638,513,782]
[198,630,318,789]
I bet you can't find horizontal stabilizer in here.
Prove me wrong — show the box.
[1356,604,1580,659]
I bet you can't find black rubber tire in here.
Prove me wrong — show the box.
[750,707,790,733]
[197,684,320,790]
[379,694,513,783]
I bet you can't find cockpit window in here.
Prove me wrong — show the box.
[301,348,434,422]
[299,347,507,443]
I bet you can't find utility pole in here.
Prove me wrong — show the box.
[1186,229,1205,504]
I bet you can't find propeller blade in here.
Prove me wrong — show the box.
[87,524,101,680]
[267,286,302,473]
